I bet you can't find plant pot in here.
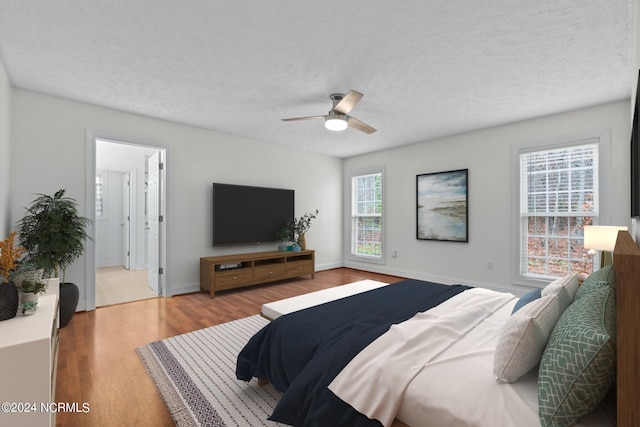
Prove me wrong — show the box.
[0,282,19,321]
[59,282,79,328]
[298,234,306,250]
[21,292,39,304]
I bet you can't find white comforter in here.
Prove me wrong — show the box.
[329,288,515,426]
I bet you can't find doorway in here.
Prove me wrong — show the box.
[86,137,167,309]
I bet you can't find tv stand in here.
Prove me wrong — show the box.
[200,250,315,298]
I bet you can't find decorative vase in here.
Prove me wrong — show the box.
[22,308,36,316]
[22,301,37,316]
[298,233,306,250]
[0,282,19,321]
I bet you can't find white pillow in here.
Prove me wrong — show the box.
[541,274,579,312]
[493,293,562,382]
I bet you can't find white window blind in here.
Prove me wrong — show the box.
[519,142,598,279]
[351,172,383,259]
[96,173,105,218]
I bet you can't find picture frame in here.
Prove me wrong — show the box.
[416,169,468,242]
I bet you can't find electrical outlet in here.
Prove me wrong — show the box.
[487,261,494,270]
[391,250,398,258]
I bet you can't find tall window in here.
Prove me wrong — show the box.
[96,171,106,219]
[351,171,383,260]
[519,141,599,280]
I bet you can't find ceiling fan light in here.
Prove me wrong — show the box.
[325,117,348,131]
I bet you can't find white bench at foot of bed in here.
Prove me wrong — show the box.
[261,279,390,320]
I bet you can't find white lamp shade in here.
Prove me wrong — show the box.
[325,117,348,131]
[583,225,628,251]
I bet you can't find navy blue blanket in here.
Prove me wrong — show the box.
[236,279,470,426]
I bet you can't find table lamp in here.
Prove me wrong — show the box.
[583,225,628,267]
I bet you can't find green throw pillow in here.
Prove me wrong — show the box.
[574,280,609,302]
[579,264,615,292]
[538,284,616,427]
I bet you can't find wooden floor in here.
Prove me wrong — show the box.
[55,268,405,426]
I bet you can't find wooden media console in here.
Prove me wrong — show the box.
[200,249,315,298]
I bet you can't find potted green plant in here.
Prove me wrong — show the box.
[277,225,294,252]
[21,300,38,316]
[291,210,318,250]
[17,278,47,316]
[15,189,91,327]
[17,278,47,295]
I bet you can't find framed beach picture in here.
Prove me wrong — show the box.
[416,169,468,242]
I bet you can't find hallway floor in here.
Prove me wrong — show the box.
[96,266,158,307]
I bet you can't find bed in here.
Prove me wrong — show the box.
[236,230,640,427]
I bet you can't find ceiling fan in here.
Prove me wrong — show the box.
[282,90,377,134]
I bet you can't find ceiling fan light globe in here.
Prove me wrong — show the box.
[325,117,348,131]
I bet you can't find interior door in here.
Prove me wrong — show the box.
[122,173,131,269]
[147,152,161,295]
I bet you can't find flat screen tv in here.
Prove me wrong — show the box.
[212,183,294,246]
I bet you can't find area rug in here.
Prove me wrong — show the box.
[137,315,285,426]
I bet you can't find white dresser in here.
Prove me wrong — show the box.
[0,281,59,427]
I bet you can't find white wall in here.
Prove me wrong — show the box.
[344,101,631,295]
[0,61,10,237]
[9,89,343,309]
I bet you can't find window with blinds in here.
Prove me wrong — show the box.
[519,142,598,279]
[96,173,105,218]
[351,171,383,260]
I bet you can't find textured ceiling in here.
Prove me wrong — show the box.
[0,1,634,158]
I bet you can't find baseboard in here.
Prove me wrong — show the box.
[343,261,521,296]
[170,282,200,296]
[146,261,522,299]
[96,260,123,268]
[315,261,343,271]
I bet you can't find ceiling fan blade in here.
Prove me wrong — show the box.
[333,90,363,115]
[281,115,326,122]
[348,116,377,134]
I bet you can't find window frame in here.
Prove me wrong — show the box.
[96,169,109,220]
[511,129,612,287]
[349,167,385,263]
